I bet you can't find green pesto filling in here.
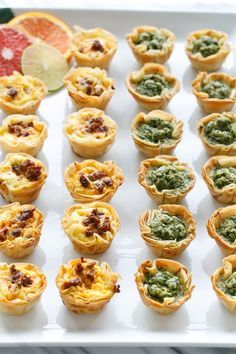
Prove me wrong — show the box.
[135,31,167,51]
[135,74,170,97]
[201,80,232,99]
[217,216,236,244]
[211,166,236,189]
[146,164,190,192]
[136,118,174,144]
[218,270,236,297]
[144,268,184,302]
[149,211,188,242]
[204,117,236,146]
[190,35,220,58]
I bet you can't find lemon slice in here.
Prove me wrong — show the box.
[21,42,69,91]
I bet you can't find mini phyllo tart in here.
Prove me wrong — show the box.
[126,25,175,65]
[64,108,117,158]
[0,71,47,115]
[139,205,196,258]
[0,153,47,204]
[71,26,118,69]
[198,112,236,156]
[64,159,124,203]
[211,255,236,313]
[0,202,43,259]
[56,258,120,314]
[0,262,46,315]
[135,258,194,314]
[185,29,230,71]
[131,110,183,157]
[202,156,236,204]
[207,206,236,255]
[138,155,196,204]
[126,63,180,110]
[0,114,48,157]
[64,67,115,110]
[61,202,120,254]
[192,72,236,113]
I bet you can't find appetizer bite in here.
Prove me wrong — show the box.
[0,262,47,315]
[56,258,120,314]
[135,258,194,314]
[0,114,48,156]
[61,202,120,254]
[207,205,236,255]
[0,71,47,114]
[0,202,43,259]
[198,112,236,156]
[139,205,196,257]
[131,110,183,157]
[64,159,124,203]
[64,108,117,158]
[126,63,180,110]
[0,153,47,204]
[202,156,236,204]
[71,26,118,69]
[126,25,175,64]
[211,255,236,313]
[185,29,230,71]
[64,67,115,109]
[192,72,236,113]
[138,155,196,204]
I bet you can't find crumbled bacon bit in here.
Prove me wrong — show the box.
[91,39,104,52]
[10,264,33,287]
[8,121,33,137]
[17,208,35,222]
[26,165,41,181]
[0,227,8,242]
[85,116,108,134]
[86,85,92,95]
[88,171,107,181]
[11,160,41,182]
[79,174,90,188]
[11,228,21,238]
[6,87,18,98]
[114,284,121,293]
[93,86,104,97]
[94,181,104,193]
[63,278,82,290]
[82,208,111,237]
[103,177,113,186]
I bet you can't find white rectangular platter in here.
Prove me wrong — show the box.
[0,7,236,347]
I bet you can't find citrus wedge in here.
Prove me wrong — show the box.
[0,25,33,76]
[9,12,72,61]
[22,42,69,92]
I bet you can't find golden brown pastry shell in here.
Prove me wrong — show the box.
[64,108,117,158]
[139,204,196,258]
[192,72,236,113]
[202,155,236,204]
[138,155,196,204]
[126,63,180,110]
[61,201,120,254]
[56,258,119,314]
[198,112,236,156]
[185,29,230,71]
[126,26,175,65]
[131,110,183,157]
[64,159,124,203]
[211,255,236,313]
[207,205,236,255]
[135,258,194,315]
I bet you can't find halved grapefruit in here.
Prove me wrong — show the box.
[0,25,33,76]
[9,12,72,61]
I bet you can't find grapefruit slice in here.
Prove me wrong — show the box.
[0,25,33,76]
[9,12,72,61]
[22,42,69,92]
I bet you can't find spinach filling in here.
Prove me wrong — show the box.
[146,164,190,192]
[204,116,236,145]
[219,270,236,297]
[190,35,220,58]
[149,211,188,242]
[136,118,174,144]
[144,268,184,302]
[211,166,236,189]
[135,31,167,51]
[217,216,236,244]
[135,74,170,97]
[201,80,232,99]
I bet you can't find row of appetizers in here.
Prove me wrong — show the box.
[0,255,235,316]
[0,200,235,259]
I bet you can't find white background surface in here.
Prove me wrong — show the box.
[0,0,236,351]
